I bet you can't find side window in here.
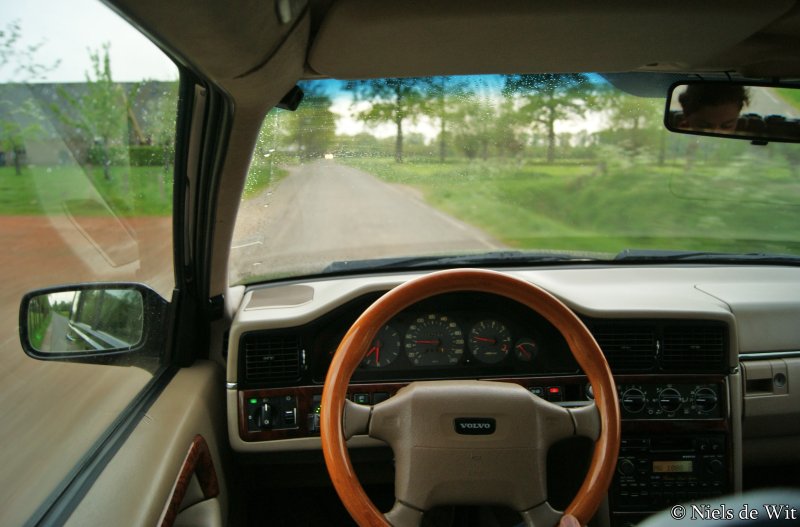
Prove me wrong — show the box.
[0,1,178,524]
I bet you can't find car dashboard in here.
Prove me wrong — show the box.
[225,265,800,526]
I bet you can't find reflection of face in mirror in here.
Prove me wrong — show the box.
[26,289,144,354]
[678,85,750,133]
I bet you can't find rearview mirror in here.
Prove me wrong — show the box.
[19,283,167,361]
[665,81,800,143]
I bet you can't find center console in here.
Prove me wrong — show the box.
[609,379,732,527]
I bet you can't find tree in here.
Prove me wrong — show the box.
[52,43,127,181]
[345,78,429,163]
[451,87,497,161]
[285,83,336,160]
[137,82,178,153]
[423,76,470,163]
[502,74,594,163]
[604,88,664,161]
[0,21,60,174]
[0,20,61,81]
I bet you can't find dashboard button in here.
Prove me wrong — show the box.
[353,393,371,405]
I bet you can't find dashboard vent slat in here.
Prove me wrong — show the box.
[243,333,301,383]
[661,325,725,371]
[592,325,657,372]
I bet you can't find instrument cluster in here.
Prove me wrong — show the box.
[311,292,580,382]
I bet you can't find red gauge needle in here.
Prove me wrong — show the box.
[367,344,381,364]
[474,336,497,344]
[516,345,531,358]
[415,339,440,345]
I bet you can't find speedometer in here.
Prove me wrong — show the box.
[404,313,464,366]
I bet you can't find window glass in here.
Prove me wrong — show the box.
[0,0,177,523]
[230,76,800,285]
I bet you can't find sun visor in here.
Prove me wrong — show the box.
[308,0,795,79]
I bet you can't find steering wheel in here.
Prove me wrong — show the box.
[321,269,620,527]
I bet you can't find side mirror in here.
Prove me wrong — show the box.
[665,81,800,143]
[19,283,167,362]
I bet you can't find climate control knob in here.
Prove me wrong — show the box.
[693,387,718,413]
[621,388,646,414]
[658,387,682,413]
[705,458,725,475]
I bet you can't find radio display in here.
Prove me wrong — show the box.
[653,460,693,473]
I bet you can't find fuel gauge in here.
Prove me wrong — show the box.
[361,324,401,368]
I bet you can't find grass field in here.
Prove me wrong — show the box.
[344,154,800,256]
[242,163,289,199]
[775,88,800,112]
[0,165,172,216]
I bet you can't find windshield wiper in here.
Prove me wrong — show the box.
[323,251,603,274]
[614,249,800,264]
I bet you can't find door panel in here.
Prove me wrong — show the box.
[65,361,228,527]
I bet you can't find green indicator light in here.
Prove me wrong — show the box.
[249,398,258,404]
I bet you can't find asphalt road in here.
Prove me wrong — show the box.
[41,312,69,351]
[230,160,502,282]
[748,87,800,118]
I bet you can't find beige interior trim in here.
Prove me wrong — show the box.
[225,266,790,386]
[65,362,229,527]
[308,0,794,78]
[174,499,222,527]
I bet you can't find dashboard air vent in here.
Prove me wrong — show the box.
[592,325,656,372]
[661,325,725,371]
[243,333,301,383]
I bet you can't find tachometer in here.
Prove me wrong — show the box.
[468,319,511,364]
[361,324,401,368]
[404,313,464,366]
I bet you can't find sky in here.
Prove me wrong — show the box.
[1,0,177,83]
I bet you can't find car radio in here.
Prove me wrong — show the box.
[612,434,729,513]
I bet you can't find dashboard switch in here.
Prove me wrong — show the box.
[353,393,371,405]
[307,413,320,433]
[546,386,563,402]
[261,403,272,427]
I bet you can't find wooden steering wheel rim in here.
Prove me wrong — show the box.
[321,269,620,527]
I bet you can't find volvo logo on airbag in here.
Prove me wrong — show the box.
[454,417,496,435]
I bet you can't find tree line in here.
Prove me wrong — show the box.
[0,22,177,179]
[258,74,669,166]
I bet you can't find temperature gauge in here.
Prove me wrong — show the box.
[514,338,538,362]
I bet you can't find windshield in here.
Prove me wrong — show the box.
[229,74,800,284]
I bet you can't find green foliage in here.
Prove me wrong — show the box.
[287,83,337,159]
[345,78,431,163]
[0,21,60,174]
[133,81,179,152]
[51,43,128,181]
[88,144,127,165]
[128,145,171,167]
[242,165,288,199]
[502,74,596,163]
[343,152,800,256]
